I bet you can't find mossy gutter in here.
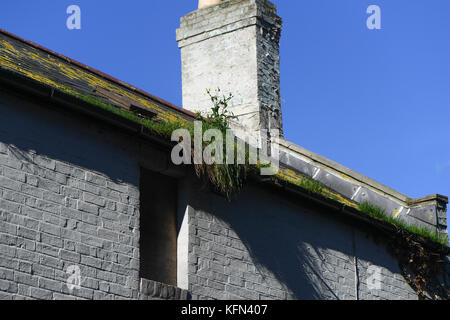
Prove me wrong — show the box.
[267,172,449,249]
[4,69,448,249]
[61,85,450,248]
[358,201,449,246]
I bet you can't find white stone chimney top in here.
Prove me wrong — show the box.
[198,0,222,10]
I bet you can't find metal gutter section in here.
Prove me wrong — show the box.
[277,138,448,236]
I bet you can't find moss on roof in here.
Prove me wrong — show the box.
[0,34,191,125]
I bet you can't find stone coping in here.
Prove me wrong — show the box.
[278,138,448,207]
[140,278,190,300]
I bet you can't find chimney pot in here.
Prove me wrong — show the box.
[198,0,222,9]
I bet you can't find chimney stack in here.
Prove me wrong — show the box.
[177,0,283,143]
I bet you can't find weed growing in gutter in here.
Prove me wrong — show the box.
[194,89,251,200]
[359,201,449,246]
[357,204,449,299]
[296,176,325,195]
[61,86,251,200]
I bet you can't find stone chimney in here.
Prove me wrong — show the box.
[177,0,283,143]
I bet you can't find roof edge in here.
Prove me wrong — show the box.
[278,138,447,206]
[0,28,197,119]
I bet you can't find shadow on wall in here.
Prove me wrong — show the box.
[0,89,140,186]
[190,181,408,300]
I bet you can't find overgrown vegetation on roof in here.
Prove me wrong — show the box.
[359,204,449,300]
[63,87,252,200]
[295,176,325,194]
[194,89,251,199]
[359,201,449,246]
[62,88,190,137]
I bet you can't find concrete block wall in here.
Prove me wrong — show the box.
[0,144,141,300]
[180,177,420,300]
[0,91,147,300]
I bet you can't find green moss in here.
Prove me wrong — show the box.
[296,176,325,194]
[59,88,190,138]
[359,201,449,246]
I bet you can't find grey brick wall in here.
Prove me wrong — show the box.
[0,91,146,300]
[179,177,421,300]
[0,88,446,301]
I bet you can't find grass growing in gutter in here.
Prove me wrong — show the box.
[59,86,449,247]
[194,90,251,199]
[297,176,325,195]
[64,89,191,137]
[359,201,449,246]
[61,86,250,199]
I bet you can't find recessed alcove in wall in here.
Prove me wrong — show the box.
[139,168,178,286]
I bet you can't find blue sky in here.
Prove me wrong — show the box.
[1,1,450,217]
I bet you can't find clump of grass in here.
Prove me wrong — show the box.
[297,177,325,194]
[60,86,252,200]
[359,201,389,220]
[406,225,449,246]
[359,201,449,246]
[194,89,251,200]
